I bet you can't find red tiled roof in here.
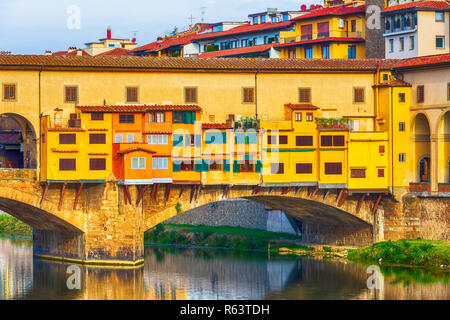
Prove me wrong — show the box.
[97,48,133,56]
[275,37,365,48]
[192,21,293,41]
[197,44,274,58]
[292,4,365,21]
[394,53,450,69]
[77,105,202,112]
[116,147,156,155]
[136,33,199,53]
[284,103,320,110]
[382,1,450,13]
[51,49,90,57]
[0,55,399,71]
[202,123,233,129]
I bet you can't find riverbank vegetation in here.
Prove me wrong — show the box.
[0,214,32,234]
[348,240,450,268]
[145,223,303,252]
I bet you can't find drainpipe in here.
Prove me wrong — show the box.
[255,69,260,120]
[38,64,43,184]
[390,86,394,195]
[375,62,380,130]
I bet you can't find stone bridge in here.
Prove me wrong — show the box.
[0,169,433,266]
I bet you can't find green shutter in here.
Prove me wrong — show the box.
[182,111,188,124]
[202,159,209,172]
[173,134,184,146]
[244,155,253,161]
[223,159,230,172]
[255,160,262,173]
[233,160,241,173]
[191,112,196,124]
[235,133,245,144]
[195,134,202,147]
[247,132,257,144]
[194,160,203,172]
[173,160,181,172]
[222,132,227,144]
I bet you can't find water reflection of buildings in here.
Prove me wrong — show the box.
[0,238,33,300]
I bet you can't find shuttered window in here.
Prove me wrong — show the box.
[354,88,365,103]
[119,114,134,123]
[91,113,104,120]
[59,134,76,144]
[268,135,277,144]
[351,169,366,178]
[378,168,385,178]
[325,162,342,175]
[417,85,424,103]
[149,112,165,123]
[89,158,106,170]
[185,87,197,103]
[243,88,255,103]
[333,135,345,146]
[296,163,312,174]
[3,84,16,100]
[59,159,76,171]
[295,113,302,122]
[296,136,313,146]
[271,163,284,174]
[279,135,288,144]
[321,135,333,147]
[299,88,311,103]
[65,86,78,102]
[126,87,138,103]
[89,134,106,144]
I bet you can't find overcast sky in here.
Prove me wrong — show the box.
[0,0,320,54]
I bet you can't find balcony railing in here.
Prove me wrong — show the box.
[281,30,363,44]
[438,184,450,192]
[409,183,431,192]
[46,117,83,130]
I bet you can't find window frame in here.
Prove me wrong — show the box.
[89,158,106,171]
[184,87,198,103]
[131,157,146,170]
[3,83,17,101]
[119,114,135,124]
[298,87,311,103]
[324,162,343,175]
[91,113,104,121]
[64,85,78,103]
[242,87,255,103]
[417,85,425,103]
[353,87,365,103]
[296,163,313,174]
[125,86,139,103]
[59,158,76,171]
[436,36,445,49]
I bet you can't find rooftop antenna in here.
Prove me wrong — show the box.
[188,14,196,26]
[200,7,207,23]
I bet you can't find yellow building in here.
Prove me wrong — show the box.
[277,2,366,59]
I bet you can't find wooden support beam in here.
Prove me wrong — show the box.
[73,183,83,210]
[268,187,274,195]
[311,186,319,197]
[252,185,261,195]
[124,186,128,205]
[40,183,49,206]
[58,183,66,211]
[164,184,172,203]
[323,189,330,201]
[338,191,348,207]
[153,184,160,201]
[124,185,132,205]
[190,185,196,203]
[281,187,289,195]
[136,185,149,206]
[194,184,201,201]
[295,187,302,196]
[372,194,383,215]
[335,189,344,206]
[356,194,366,214]
[178,185,184,199]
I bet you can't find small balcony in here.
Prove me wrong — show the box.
[438,184,450,193]
[409,183,431,192]
[46,115,84,131]
[281,30,363,44]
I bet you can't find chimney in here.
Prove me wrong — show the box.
[77,49,83,56]
[45,50,52,56]
[107,27,112,39]
[68,46,77,53]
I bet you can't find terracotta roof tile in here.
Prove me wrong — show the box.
[116,147,156,155]
[292,4,365,21]
[0,55,399,72]
[77,105,202,112]
[393,53,450,69]
[284,103,320,110]
[275,37,365,48]
[382,1,450,13]
[97,48,134,56]
[197,44,274,58]
[202,123,233,129]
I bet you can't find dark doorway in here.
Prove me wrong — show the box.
[419,156,430,183]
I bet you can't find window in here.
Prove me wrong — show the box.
[173,111,196,124]
[409,36,415,50]
[119,114,135,123]
[243,88,255,103]
[296,136,313,146]
[295,113,302,122]
[185,134,195,146]
[351,168,366,178]
[417,85,424,103]
[399,153,406,162]
[59,134,76,144]
[279,135,288,145]
[261,16,266,23]
[333,135,345,146]
[325,162,342,175]
[296,163,312,174]
[126,87,138,103]
[378,168,385,178]
[240,160,254,172]
[436,12,444,22]
[389,39,394,52]
[379,145,385,154]
[350,119,360,131]
[91,113,104,121]
[399,93,405,102]
[173,111,183,123]
[126,133,134,143]
[321,135,345,147]
[322,45,330,59]
[149,112,165,123]
[147,134,157,145]
[399,37,404,51]
[132,157,146,169]
[115,134,123,143]
[65,86,78,102]
[288,48,296,59]
[89,158,106,170]
[209,160,222,171]
[152,158,157,170]
[271,163,284,174]
[354,88,365,103]
[299,88,311,103]
[158,134,168,145]
[3,84,16,100]
[306,113,313,122]
[399,122,406,132]
[59,159,76,171]
[348,45,356,59]
[185,87,197,103]
[157,158,168,170]
[351,20,356,32]
[89,134,106,144]
[436,36,445,49]
[253,16,259,24]
[305,46,313,59]
[268,135,277,145]
[181,161,194,171]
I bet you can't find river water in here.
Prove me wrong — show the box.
[0,235,448,300]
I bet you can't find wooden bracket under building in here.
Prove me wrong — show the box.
[356,194,367,214]
[73,183,83,210]
[295,186,302,196]
[337,190,348,207]
[136,185,150,206]
[153,184,160,201]
[164,184,172,203]
[252,185,261,195]
[40,183,49,206]
[281,187,290,195]
[190,185,196,203]
[372,194,383,215]
[335,189,344,206]
[178,185,184,199]
[58,183,67,211]
[124,185,132,206]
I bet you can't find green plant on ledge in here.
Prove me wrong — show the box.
[316,117,349,128]
[234,116,259,129]
[175,202,183,214]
